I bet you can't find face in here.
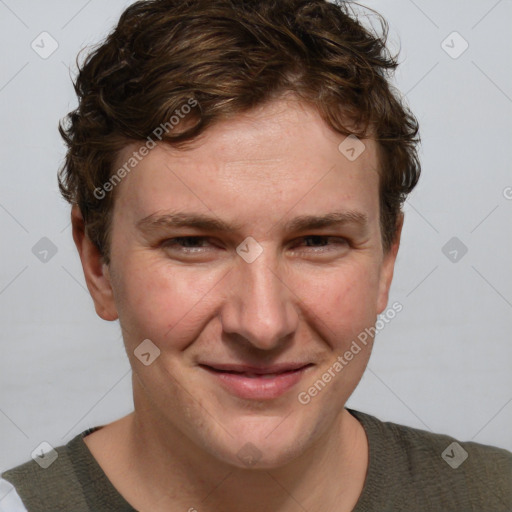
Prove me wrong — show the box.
[79,97,401,469]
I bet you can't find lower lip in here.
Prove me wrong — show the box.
[201,365,312,400]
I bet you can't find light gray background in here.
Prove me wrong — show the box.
[1,0,511,473]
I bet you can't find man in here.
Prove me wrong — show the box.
[1,0,510,510]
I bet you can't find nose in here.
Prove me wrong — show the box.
[220,247,299,351]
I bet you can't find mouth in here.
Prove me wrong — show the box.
[199,363,314,400]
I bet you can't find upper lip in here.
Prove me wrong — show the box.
[199,362,313,375]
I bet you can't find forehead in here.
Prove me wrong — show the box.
[111,98,381,227]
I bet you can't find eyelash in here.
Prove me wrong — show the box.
[161,236,348,253]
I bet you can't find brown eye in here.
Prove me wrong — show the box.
[162,237,213,251]
[301,236,348,248]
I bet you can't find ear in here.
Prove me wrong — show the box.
[71,205,118,321]
[376,213,403,315]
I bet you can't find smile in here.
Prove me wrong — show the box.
[199,363,314,400]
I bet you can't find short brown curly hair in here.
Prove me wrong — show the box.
[58,0,421,265]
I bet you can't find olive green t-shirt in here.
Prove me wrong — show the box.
[2,408,511,511]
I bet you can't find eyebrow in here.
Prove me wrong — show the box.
[136,210,369,234]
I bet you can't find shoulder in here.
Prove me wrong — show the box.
[1,428,100,512]
[349,408,512,511]
[0,478,28,512]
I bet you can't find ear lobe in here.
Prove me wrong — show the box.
[376,213,404,315]
[71,205,118,321]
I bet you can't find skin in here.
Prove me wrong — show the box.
[72,96,403,512]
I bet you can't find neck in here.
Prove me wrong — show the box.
[85,397,368,512]
[119,405,368,512]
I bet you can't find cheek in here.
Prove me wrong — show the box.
[112,255,218,349]
[297,265,381,405]
[308,261,381,342]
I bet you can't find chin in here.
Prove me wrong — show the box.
[202,414,314,470]
[219,440,306,471]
